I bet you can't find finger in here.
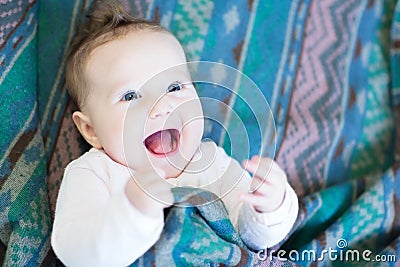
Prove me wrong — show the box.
[241,191,286,213]
[244,158,286,182]
[248,175,266,193]
[242,157,275,178]
[250,172,285,192]
[246,166,277,193]
[249,176,272,194]
[239,193,269,212]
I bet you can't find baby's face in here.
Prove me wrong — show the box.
[82,31,204,177]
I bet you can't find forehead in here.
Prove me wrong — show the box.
[85,30,187,92]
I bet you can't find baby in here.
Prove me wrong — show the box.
[51,0,299,266]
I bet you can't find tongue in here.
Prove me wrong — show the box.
[145,130,173,154]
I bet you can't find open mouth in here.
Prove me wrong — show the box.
[144,129,180,157]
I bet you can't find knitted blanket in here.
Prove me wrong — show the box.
[1,0,400,266]
[132,188,294,267]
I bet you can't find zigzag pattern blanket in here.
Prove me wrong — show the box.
[132,188,293,267]
[1,0,400,266]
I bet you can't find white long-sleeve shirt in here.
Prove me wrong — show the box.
[51,141,298,266]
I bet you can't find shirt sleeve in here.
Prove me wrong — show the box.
[51,163,164,267]
[210,145,299,250]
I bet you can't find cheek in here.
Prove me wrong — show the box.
[180,98,204,150]
[121,108,150,167]
[90,107,126,161]
[181,97,204,135]
[103,112,125,139]
[183,118,203,143]
[98,118,126,163]
[177,93,203,119]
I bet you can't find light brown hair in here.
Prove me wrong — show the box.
[65,0,168,109]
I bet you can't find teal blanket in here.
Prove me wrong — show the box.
[1,0,400,266]
[132,188,294,267]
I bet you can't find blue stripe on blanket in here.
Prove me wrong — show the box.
[131,187,292,266]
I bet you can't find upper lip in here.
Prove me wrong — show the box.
[142,116,182,142]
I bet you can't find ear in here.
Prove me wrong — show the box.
[72,111,102,149]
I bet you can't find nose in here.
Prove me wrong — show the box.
[149,96,172,119]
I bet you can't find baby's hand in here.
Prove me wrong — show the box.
[240,156,287,213]
[125,169,173,218]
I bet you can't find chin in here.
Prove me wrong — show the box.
[147,150,191,178]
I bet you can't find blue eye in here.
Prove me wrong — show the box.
[167,82,183,93]
[122,91,141,101]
